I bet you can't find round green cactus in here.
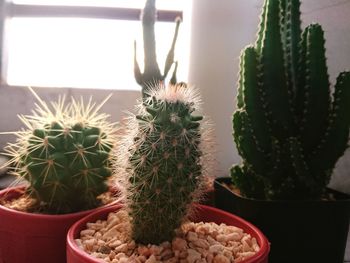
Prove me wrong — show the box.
[5,90,117,214]
[118,84,213,245]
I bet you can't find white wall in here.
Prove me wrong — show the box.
[188,0,350,193]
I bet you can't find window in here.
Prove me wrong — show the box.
[1,0,189,90]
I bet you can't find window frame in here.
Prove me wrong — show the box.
[0,0,183,88]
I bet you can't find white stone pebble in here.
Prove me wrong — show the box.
[76,210,260,262]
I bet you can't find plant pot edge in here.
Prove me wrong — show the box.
[0,186,120,263]
[0,185,120,219]
[214,176,350,203]
[213,176,350,263]
[67,204,270,263]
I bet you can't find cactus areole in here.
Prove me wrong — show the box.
[121,85,210,245]
[4,90,116,214]
[232,0,350,200]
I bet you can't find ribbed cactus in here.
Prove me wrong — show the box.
[119,84,211,244]
[134,0,181,99]
[5,89,116,214]
[232,0,350,199]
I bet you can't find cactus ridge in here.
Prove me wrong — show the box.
[4,90,117,214]
[117,84,213,245]
[232,0,350,199]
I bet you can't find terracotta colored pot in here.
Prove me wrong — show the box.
[67,204,270,263]
[0,186,116,263]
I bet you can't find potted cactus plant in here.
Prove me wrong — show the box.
[214,0,350,262]
[67,84,270,263]
[0,88,118,263]
[134,0,215,205]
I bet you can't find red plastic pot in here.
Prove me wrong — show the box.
[0,186,117,263]
[67,204,270,263]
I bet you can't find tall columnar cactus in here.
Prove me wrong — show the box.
[118,84,212,244]
[232,0,350,200]
[4,89,117,214]
[134,0,181,99]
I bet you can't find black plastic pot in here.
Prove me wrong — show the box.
[214,177,350,263]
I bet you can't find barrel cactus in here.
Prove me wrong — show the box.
[134,0,181,99]
[5,89,116,214]
[118,84,212,244]
[232,0,350,200]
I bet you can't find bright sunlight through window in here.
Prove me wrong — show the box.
[5,1,189,90]
[13,0,183,10]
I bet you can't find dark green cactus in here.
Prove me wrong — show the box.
[134,0,181,99]
[5,91,116,214]
[232,0,350,200]
[122,85,209,244]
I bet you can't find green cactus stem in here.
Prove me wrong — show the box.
[134,0,181,99]
[232,0,350,200]
[4,89,117,214]
[119,84,212,245]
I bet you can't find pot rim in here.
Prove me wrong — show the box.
[67,203,270,263]
[214,176,350,203]
[0,186,117,220]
